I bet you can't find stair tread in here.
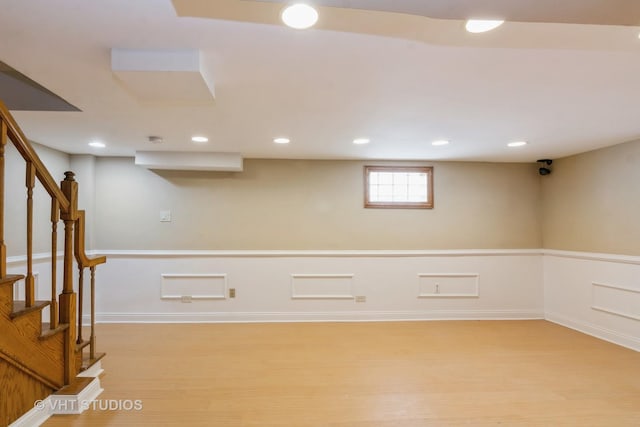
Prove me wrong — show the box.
[0,274,25,285]
[54,376,95,396]
[81,352,106,372]
[40,322,69,340]
[11,300,51,319]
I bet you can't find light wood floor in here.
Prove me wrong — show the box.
[44,320,640,426]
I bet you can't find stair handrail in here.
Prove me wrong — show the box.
[74,210,106,268]
[0,100,70,213]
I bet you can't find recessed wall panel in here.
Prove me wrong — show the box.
[161,274,227,300]
[418,273,479,298]
[291,274,354,299]
[592,282,640,321]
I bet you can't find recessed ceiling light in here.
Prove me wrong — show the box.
[281,3,319,29]
[465,19,504,33]
[507,141,528,147]
[274,137,290,144]
[88,141,105,148]
[353,138,370,145]
[191,136,208,143]
[432,140,450,146]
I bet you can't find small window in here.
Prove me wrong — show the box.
[364,166,433,209]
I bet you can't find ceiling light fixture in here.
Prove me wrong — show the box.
[88,141,105,148]
[191,136,208,143]
[432,140,450,146]
[353,138,370,145]
[507,141,528,147]
[465,19,504,33]
[274,137,290,144]
[281,3,319,29]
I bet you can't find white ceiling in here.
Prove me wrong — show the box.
[1,0,640,162]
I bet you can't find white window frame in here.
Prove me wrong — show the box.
[364,166,434,209]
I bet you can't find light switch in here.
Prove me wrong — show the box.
[160,210,172,222]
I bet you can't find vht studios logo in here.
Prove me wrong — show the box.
[35,399,143,413]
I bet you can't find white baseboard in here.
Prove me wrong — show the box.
[8,377,103,427]
[77,361,104,378]
[94,310,543,323]
[545,311,640,352]
[9,367,104,426]
[49,377,103,415]
[9,397,52,427]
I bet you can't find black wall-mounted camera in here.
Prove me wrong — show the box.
[537,159,553,176]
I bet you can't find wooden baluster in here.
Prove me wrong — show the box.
[77,266,84,344]
[25,162,36,306]
[0,120,6,278]
[50,199,59,329]
[90,265,96,360]
[60,171,78,383]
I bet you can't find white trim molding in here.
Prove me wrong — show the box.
[94,310,543,323]
[9,396,53,427]
[92,248,543,258]
[9,375,104,427]
[544,249,640,265]
[290,274,355,299]
[160,273,228,300]
[48,377,103,415]
[545,311,640,352]
[417,273,479,298]
[591,282,640,321]
[7,252,64,265]
[11,248,640,262]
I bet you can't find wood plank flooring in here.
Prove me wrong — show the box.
[43,320,640,426]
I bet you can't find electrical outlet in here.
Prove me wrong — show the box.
[355,295,366,303]
[229,288,236,298]
[181,295,192,303]
[160,210,172,222]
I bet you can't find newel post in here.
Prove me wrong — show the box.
[60,171,78,383]
[60,171,78,294]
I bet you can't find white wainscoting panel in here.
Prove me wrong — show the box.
[161,274,227,300]
[84,249,543,322]
[291,274,355,299]
[591,282,640,321]
[9,249,640,352]
[417,273,479,298]
[544,251,640,351]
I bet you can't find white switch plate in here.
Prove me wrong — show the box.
[160,210,171,222]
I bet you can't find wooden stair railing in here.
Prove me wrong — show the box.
[74,208,106,363]
[0,98,106,400]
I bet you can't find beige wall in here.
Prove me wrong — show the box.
[5,142,70,257]
[94,158,541,250]
[7,137,639,255]
[541,139,640,255]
